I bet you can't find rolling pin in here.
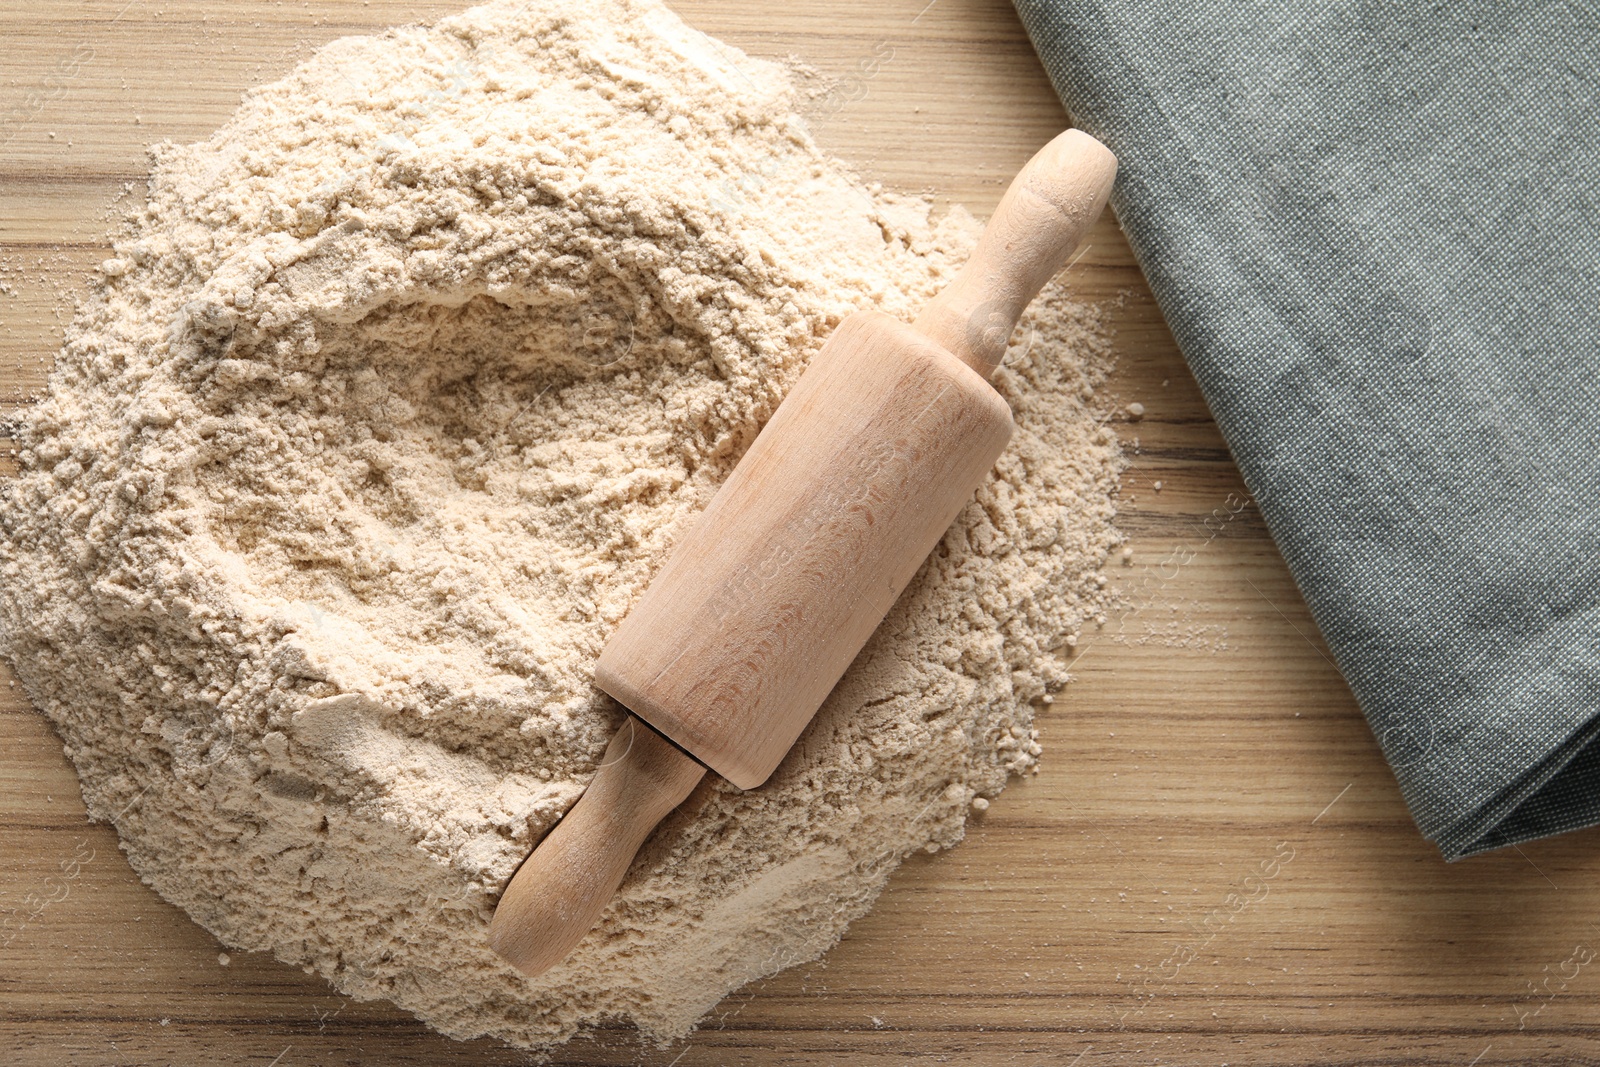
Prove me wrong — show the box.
[488,129,1117,976]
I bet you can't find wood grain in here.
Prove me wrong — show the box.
[598,312,1015,790]
[4,2,1600,1065]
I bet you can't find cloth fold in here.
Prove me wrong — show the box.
[1013,0,1600,859]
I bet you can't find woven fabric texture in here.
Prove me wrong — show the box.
[1013,0,1600,858]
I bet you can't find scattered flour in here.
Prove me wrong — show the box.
[0,0,1121,1050]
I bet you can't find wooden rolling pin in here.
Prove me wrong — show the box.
[488,129,1117,976]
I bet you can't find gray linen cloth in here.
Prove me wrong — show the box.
[1013,0,1600,859]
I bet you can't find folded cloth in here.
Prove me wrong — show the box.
[1013,0,1600,859]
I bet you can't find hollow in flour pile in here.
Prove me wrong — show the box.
[0,0,1122,1049]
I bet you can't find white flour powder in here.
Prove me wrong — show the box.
[0,0,1121,1049]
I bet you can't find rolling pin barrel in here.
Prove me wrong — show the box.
[595,311,1014,789]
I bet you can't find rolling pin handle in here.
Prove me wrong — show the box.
[488,714,706,977]
[913,129,1117,378]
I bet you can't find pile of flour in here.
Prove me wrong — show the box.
[0,0,1121,1049]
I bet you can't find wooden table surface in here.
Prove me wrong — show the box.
[4,2,1600,1065]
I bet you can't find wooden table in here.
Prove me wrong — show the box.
[4,2,1599,1064]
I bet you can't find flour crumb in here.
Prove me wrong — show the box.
[0,0,1121,1052]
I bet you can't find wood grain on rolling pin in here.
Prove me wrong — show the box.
[2,1,1599,1065]
[598,313,1013,789]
